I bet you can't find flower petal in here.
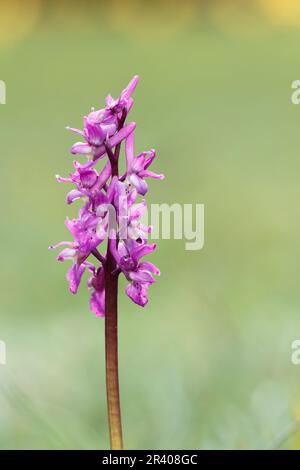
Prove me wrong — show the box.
[125,282,149,307]
[66,189,83,204]
[89,268,106,317]
[126,97,134,113]
[84,117,107,146]
[109,233,121,264]
[49,241,74,250]
[139,170,165,180]
[129,270,154,283]
[122,75,139,100]
[66,263,86,294]
[90,290,105,317]
[70,142,92,155]
[125,131,135,168]
[143,150,156,169]
[66,126,85,137]
[138,261,160,276]
[57,248,77,262]
[132,243,157,262]
[98,161,111,189]
[56,175,72,183]
[129,173,148,195]
[129,200,147,220]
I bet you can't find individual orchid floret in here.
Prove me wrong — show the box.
[69,113,116,153]
[50,209,104,263]
[49,241,95,294]
[68,77,139,160]
[110,237,160,307]
[124,132,165,195]
[65,212,102,260]
[105,75,139,114]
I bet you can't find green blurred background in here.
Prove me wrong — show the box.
[1,0,300,450]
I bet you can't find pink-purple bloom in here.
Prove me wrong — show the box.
[50,76,164,316]
[125,132,164,195]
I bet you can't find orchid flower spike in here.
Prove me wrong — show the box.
[50,75,164,314]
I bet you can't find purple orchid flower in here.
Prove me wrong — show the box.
[56,160,113,205]
[49,239,94,294]
[68,76,139,160]
[105,75,139,114]
[124,131,165,195]
[50,76,164,450]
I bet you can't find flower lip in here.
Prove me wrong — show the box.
[119,255,137,272]
[79,169,98,189]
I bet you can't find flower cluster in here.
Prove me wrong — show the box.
[50,76,164,316]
